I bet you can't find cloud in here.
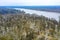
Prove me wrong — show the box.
[0,0,60,6]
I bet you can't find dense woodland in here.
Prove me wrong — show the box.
[0,8,60,40]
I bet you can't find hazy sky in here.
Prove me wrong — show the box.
[0,0,60,6]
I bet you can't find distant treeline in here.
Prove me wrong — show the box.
[0,6,60,13]
[0,8,25,14]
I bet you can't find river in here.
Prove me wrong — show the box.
[15,8,60,21]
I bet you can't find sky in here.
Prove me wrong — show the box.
[0,0,60,6]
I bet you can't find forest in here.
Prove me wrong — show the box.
[0,8,60,40]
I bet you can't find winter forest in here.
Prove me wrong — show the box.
[0,8,60,40]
